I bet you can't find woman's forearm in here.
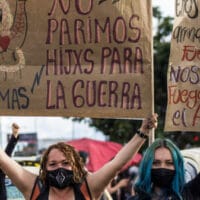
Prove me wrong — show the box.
[112,133,146,170]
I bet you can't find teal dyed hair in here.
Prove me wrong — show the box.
[135,138,185,199]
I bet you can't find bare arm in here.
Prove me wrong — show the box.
[107,178,130,194]
[87,114,158,199]
[0,123,37,199]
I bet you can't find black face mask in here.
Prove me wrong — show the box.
[151,168,175,188]
[46,168,74,189]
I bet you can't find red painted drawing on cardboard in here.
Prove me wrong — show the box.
[0,0,27,73]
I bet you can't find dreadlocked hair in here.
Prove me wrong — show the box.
[39,142,88,184]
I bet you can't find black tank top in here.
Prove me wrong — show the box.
[36,185,87,200]
[31,177,92,200]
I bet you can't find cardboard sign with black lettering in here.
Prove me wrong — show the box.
[0,0,152,118]
[165,0,200,131]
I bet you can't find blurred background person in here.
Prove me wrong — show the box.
[0,123,19,200]
[107,174,130,200]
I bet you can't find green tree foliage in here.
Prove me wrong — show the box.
[153,7,173,135]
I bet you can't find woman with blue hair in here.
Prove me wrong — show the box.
[128,138,200,200]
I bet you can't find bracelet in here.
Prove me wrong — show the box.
[136,130,148,139]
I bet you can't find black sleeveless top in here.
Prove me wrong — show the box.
[31,177,92,200]
[36,185,87,200]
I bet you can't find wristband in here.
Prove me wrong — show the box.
[136,130,148,139]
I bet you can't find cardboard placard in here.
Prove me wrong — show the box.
[165,0,200,131]
[0,0,152,118]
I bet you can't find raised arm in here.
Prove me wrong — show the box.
[5,123,20,156]
[87,114,158,199]
[0,123,37,199]
[0,123,20,200]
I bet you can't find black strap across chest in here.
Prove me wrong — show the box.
[30,177,92,200]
